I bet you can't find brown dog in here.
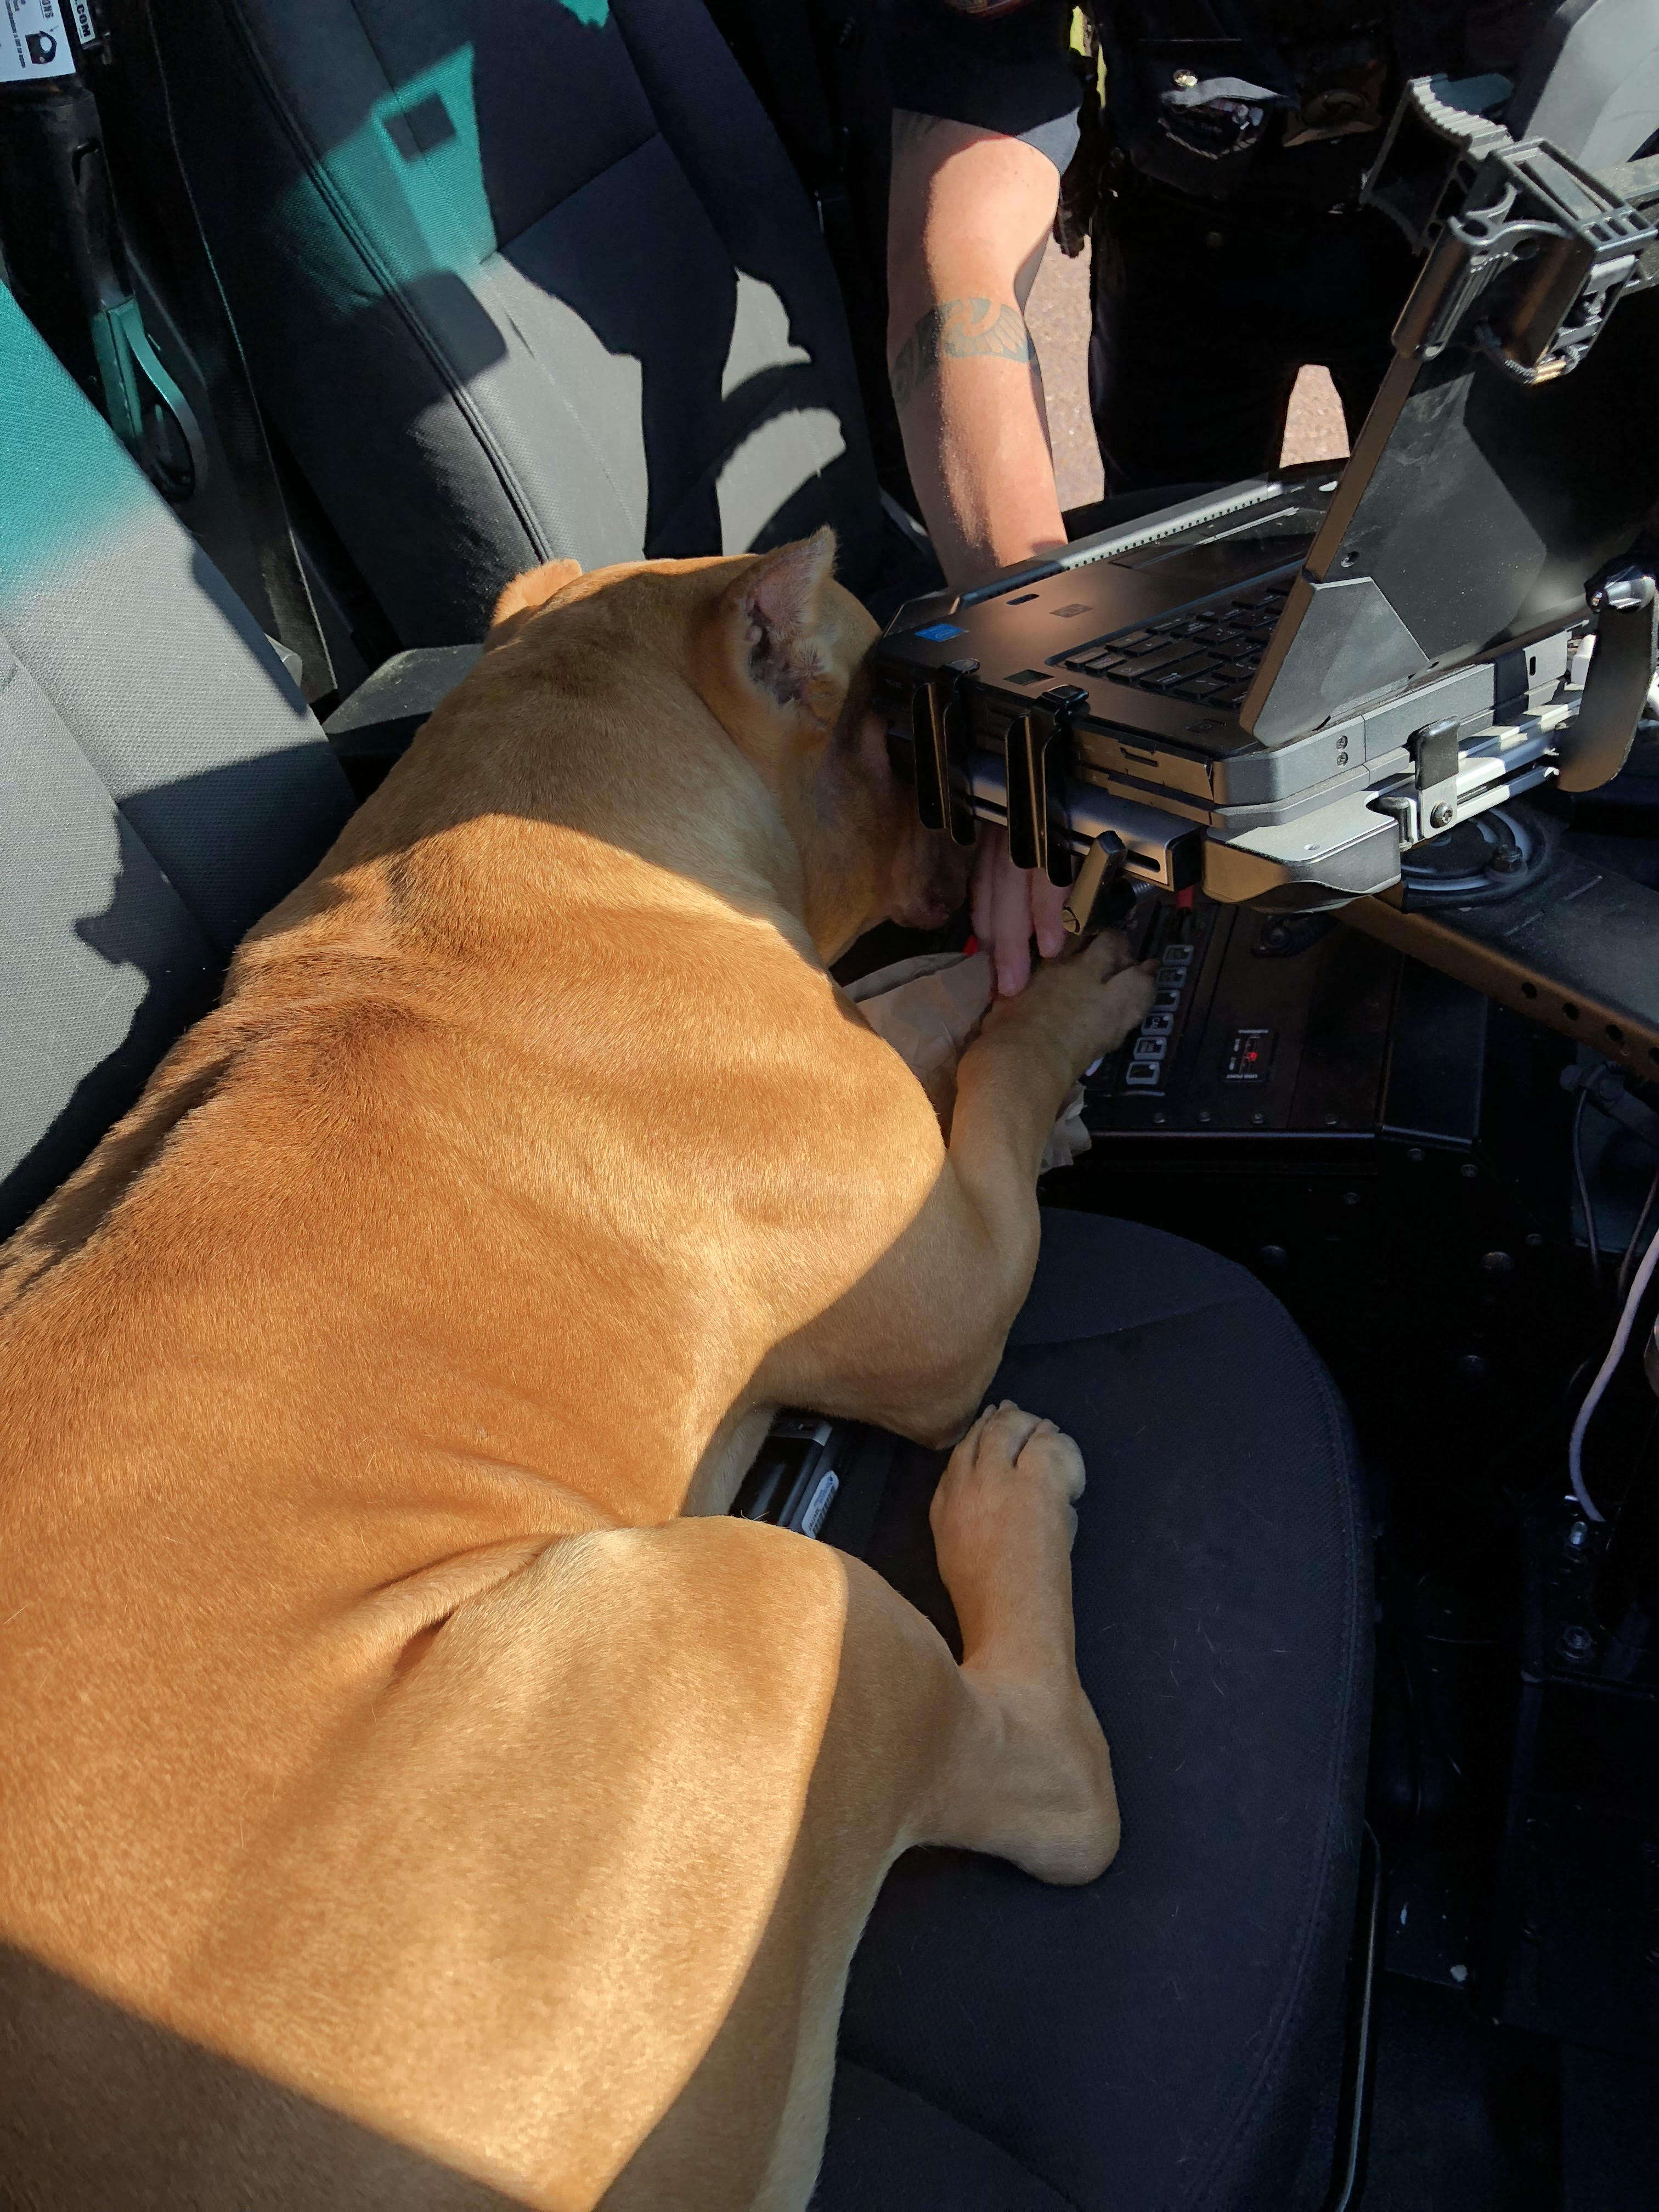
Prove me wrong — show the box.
[0,530,1154,2209]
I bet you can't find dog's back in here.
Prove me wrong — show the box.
[0,546,959,2208]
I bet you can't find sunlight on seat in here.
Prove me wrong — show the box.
[715,409,848,550]
[721,271,813,401]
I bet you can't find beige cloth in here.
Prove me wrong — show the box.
[845,951,1090,1175]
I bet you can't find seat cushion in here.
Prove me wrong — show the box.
[821,1209,1371,2212]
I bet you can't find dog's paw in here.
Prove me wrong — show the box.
[928,1402,1083,1602]
[984,932,1158,1083]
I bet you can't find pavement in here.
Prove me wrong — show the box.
[1023,238,1350,510]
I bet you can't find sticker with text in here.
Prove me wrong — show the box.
[2,0,76,82]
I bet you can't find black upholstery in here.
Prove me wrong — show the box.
[146,0,891,645]
[822,1209,1372,2212]
[0,288,353,1242]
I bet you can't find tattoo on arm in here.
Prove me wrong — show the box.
[888,298,1036,415]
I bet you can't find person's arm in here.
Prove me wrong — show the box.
[887,111,1073,994]
[887,111,1066,588]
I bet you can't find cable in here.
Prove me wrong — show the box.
[1617,1156,1659,1305]
[1572,1088,1604,1301]
[1567,1213,1659,1522]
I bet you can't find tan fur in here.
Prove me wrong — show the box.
[0,532,1155,2209]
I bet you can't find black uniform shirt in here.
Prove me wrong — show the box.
[883,1,1547,212]
[884,0,1084,173]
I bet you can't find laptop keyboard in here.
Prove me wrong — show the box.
[1053,574,1294,709]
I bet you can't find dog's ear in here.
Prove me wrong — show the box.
[490,558,584,631]
[720,529,839,723]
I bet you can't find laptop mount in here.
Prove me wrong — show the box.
[1370,79,1657,385]
[878,87,1659,911]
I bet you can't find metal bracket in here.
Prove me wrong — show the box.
[1371,715,1464,846]
[1412,716,1464,832]
[1391,134,1655,381]
[1006,685,1086,886]
[1556,566,1658,791]
[910,657,978,848]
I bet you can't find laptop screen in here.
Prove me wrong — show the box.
[1307,279,1659,676]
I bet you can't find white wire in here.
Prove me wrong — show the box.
[1567,1218,1659,1522]
[1618,1159,1659,1303]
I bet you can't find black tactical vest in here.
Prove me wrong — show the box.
[1088,0,1476,208]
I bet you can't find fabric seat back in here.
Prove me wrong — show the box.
[0,286,353,1242]
[148,0,887,646]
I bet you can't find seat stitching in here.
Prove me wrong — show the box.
[208,0,587,566]
[607,0,875,462]
[828,2059,1084,2212]
[345,0,660,246]
[488,133,848,553]
[483,132,703,537]
[336,0,661,541]
[0,629,221,953]
[1007,1280,1262,1352]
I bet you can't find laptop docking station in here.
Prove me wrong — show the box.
[874,85,1659,913]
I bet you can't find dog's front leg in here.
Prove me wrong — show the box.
[906,933,1154,1437]
[949,929,1153,1261]
[753,935,1151,1452]
[911,1398,1119,1880]
[633,1404,1118,2211]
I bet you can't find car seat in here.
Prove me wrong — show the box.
[138,0,905,647]
[0,281,352,1242]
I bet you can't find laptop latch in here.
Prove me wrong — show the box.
[1410,717,1463,833]
[1374,715,1463,845]
[1062,832,1129,936]
[1556,565,1657,793]
[1007,686,1087,887]
[911,658,979,848]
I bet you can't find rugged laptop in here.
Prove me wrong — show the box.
[873,84,1659,911]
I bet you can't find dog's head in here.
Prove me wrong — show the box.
[490,531,968,962]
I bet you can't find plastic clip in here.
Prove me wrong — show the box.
[1007,685,1087,886]
[1557,566,1657,792]
[911,657,979,847]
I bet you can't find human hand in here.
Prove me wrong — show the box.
[972,828,1073,997]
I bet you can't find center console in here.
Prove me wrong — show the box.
[1085,879,1487,1155]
